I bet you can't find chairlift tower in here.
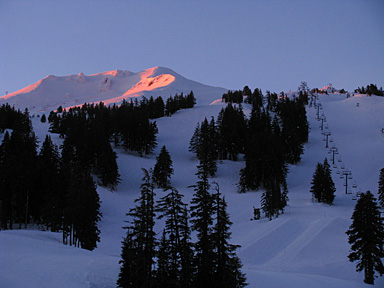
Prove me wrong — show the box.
[329,147,338,165]
[316,103,322,119]
[341,170,352,194]
[320,116,326,130]
[322,131,331,148]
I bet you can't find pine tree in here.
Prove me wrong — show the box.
[155,230,173,288]
[212,183,247,288]
[216,104,246,161]
[156,187,192,288]
[62,166,101,250]
[189,118,218,177]
[310,162,324,202]
[346,191,384,285]
[190,165,215,287]
[117,229,140,288]
[38,135,62,231]
[153,146,174,189]
[310,158,335,205]
[378,168,384,209]
[321,159,335,204]
[261,178,287,220]
[73,171,102,250]
[117,168,156,288]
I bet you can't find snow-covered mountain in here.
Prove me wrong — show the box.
[1,72,384,287]
[0,66,227,112]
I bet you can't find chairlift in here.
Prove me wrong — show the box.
[336,170,341,175]
[352,183,357,189]
[341,163,345,169]
[352,195,357,200]
[330,137,333,142]
[325,124,329,129]
[348,175,353,180]
[333,164,337,169]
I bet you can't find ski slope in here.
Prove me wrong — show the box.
[1,83,384,287]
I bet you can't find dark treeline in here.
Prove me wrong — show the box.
[117,165,247,288]
[354,83,383,96]
[0,91,196,249]
[165,91,196,116]
[190,89,309,219]
[0,105,101,250]
[0,103,31,132]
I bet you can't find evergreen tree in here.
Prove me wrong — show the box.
[117,168,156,288]
[62,166,102,250]
[310,158,335,204]
[155,229,173,288]
[321,159,335,204]
[261,178,288,220]
[216,104,247,161]
[310,162,324,202]
[117,229,140,288]
[38,135,62,231]
[378,168,384,209]
[156,187,192,288]
[0,127,38,229]
[40,114,46,123]
[189,118,218,177]
[190,165,215,287]
[346,191,384,285]
[153,146,174,189]
[212,183,247,288]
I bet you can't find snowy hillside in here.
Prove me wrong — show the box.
[0,66,227,112]
[1,83,384,287]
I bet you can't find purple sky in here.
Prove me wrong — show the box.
[1,0,383,94]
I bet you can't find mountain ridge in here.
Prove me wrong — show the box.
[0,66,227,112]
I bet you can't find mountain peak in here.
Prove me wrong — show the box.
[0,67,226,112]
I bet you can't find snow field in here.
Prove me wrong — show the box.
[1,92,383,287]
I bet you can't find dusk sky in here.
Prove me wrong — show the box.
[1,0,383,95]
